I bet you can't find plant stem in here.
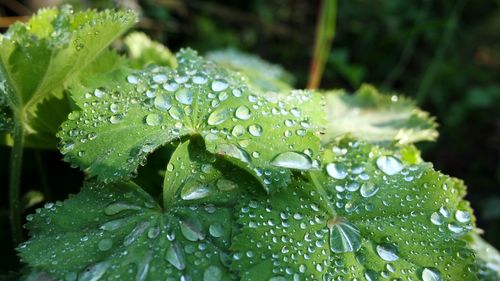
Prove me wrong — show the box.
[9,120,24,245]
[307,0,337,89]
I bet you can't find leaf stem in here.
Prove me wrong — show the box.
[309,171,337,217]
[307,0,337,89]
[9,119,24,245]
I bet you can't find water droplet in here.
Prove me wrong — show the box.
[216,178,238,191]
[203,266,222,281]
[145,113,162,126]
[78,261,110,281]
[326,163,347,179]
[98,239,113,251]
[175,88,193,105]
[193,75,207,84]
[360,182,379,198]
[94,88,105,98]
[124,221,149,246]
[235,105,251,120]
[364,269,378,281]
[166,242,185,270]
[328,217,361,253]
[455,210,470,223]
[154,94,172,110]
[376,156,403,175]
[104,202,142,215]
[180,218,205,241]
[168,106,183,120]
[109,114,124,124]
[215,144,251,163]
[211,80,228,92]
[422,267,442,281]
[153,74,167,83]
[181,185,212,200]
[127,75,139,84]
[207,109,229,125]
[209,223,224,238]
[430,212,443,225]
[271,152,312,170]
[231,125,245,137]
[268,277,287,281]
[376,243,399,261]
[248,124,263,137]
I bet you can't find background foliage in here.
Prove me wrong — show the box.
[0,0,498,277]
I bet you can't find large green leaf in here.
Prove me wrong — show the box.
[232,137,476,280]
[18,178,245,280]
[0,6,136,148]
[323,84,438,145]
[59,49,323,192]
[207,49,294,92]
[124,32,177,69]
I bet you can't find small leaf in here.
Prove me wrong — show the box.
[18,180,239,281]
[59,49,323,192]
[0,6,136,148]
[207,48,294,92]
[124,32,177,69]
[232,137,477,280]
[323,84,438,145]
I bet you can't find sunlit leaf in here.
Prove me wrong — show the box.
[207,48,294,92]
[59,49,323,192]
[124,32,177,69]
[323,84,438,145]
[232,137,476,280]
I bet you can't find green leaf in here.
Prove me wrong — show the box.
[232,137,476,280]
[124,32,177,69]
[469,234,500,280]
[18,180,240,281]
[0,6,136,148]
[322,84,438,145]
[59,49,323,192]
[207,49,294,92]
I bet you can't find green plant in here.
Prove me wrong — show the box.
[1,5,498,281]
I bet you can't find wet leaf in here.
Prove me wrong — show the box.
[232,137,476,280]
[59,49,323,192]
[323,84,438,145]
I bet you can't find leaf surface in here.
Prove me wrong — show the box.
[207,49,294,92]
[0,6,136,147]
[59,49,323,192]
[232,137,477,280]
[323,84,438,145]
[124,32,177,69]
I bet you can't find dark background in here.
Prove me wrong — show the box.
[1,0,499,275]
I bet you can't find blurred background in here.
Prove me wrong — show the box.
[0,0,499,275]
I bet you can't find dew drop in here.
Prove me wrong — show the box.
[248,124,263,137]
[211,80,228,92]
[193,75,207,84]
[376,156,403,175]
[430,212,443,225]
[165,242,185,270]
[180,218,205,241]
[203,265,222,281]
[175,88,193,105]
[152,74,167,83]
[181,185,212,200]
[145,113,162,126]
[328,217,362,253]
[268,277,287,281]
[364,269,378,281]
[376,243,399,261]
[216,178,238,191]
[422,267,442,281]
[215,144,251,164]
[78,261,110,281]
[455,210,470,223]
[207,108,229,125]
[94,88,105,98]
[154,94,172,110]
[209,223,224,238]
[235,105,251,120]
[231,125,245,137]
[97,239,113,251]
[326,163,347,180]
[360,182,379,198]
[270,152,312,170]
[104,202,142,215]
[127,75,139,84]
[168,106,183,120]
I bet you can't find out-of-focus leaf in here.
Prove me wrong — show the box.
[322,84,438,145]
[470,234,500,280]
[124,32,177,69]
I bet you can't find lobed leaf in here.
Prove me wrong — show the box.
[59,49,323,192]
[232,137,477,280]
[124,32,177,69]
[207,49,294,92]
[0,5,136,148]
[18,180,240,281]
[323,84,438,145]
